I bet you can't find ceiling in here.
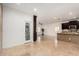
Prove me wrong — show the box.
[3,3,79,24]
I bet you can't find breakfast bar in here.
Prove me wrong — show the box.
[57,32,79,44]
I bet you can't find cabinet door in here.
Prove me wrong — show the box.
[57,34,72,42]
[72,35,79,44]
[62,34,71,42]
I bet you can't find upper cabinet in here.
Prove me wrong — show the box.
[62,20,79,30]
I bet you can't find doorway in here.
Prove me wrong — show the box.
[25,23,30,42]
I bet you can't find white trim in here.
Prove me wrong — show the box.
[24,18,33,43]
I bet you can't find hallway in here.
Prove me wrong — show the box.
[0,36,79,56]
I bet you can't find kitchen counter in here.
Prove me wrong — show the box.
[57,32,79,44]
[58,32,79,35]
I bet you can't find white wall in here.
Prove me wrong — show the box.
[0,4,2,48]
[43,22,62,37]
[43,20,79,38]
[3,6,33,48]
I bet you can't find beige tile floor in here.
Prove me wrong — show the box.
[0,36,79,56]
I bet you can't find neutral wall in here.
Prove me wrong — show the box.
[43,20,79,38]
[43,22,62,38]
[0,4,2,48]
[3,6,33,48]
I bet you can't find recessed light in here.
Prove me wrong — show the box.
[34,8,37,12]
[16,3,21,5]
[53,17,57,19]
[69,12,73,15]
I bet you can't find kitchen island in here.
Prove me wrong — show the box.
[57,32,79,44]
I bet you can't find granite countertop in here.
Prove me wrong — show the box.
[58,32,79,35]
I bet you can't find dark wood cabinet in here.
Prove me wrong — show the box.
[62,23,69,29]
[62,20,79,30]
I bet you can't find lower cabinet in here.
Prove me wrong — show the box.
[57,34,71,42]
[57,33,79,44]
[71,35,79,44]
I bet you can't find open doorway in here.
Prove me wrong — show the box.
[25,23,30,41]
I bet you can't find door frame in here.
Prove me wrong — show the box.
[24,20,33,43]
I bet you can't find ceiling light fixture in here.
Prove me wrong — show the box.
[53,17,57,19]
[34,8,37,12]
[16,3,21,5]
